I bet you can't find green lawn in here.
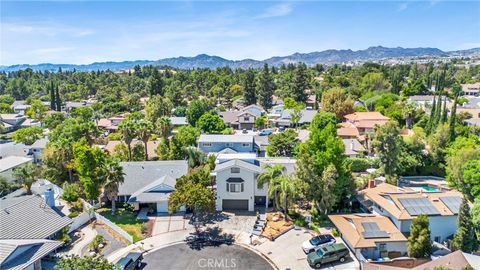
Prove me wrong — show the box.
[97,207,145,242]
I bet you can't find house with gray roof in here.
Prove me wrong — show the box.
[0,156,33,182]
[271,109,318,127]
[0,195,71,240]
[117,160,189,213]
[342,138,365,157]
[218,105,266,130]
[198,134,255,154]
[0,239,63,270]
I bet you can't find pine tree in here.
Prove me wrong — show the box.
[441,95,448,124]
[147,69,164,96]
[256,63,275,110]
[291,63,309,103]
[242,69,257,106]
[49,81,56,110]
[434,91,442,127]
[449,84,461,141]
[452,197,478,252]
[55,85,61,111]
[426,95,437,134]
[407,215,432,258]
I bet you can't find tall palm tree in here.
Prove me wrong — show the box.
[156,116,173,139]
[137,119,154,161]
[257,164,286,210]
[13,163,41,195]
[102,158,125,214]
[277,175,297,218]
[119,119,137,161]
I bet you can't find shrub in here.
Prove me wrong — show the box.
[62,183,81,203]
[331,228,339,237]
[346,157,371,172]
[73,199,84,211]
[68,211,79,218]
[89,235,104,252]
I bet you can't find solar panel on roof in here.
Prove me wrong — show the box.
[439,196,462,214]
[361,222,390,239]
[398,197,440,216]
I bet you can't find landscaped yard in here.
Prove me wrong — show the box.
[97,207,148,242]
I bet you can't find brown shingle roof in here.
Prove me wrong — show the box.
[329,214,407,249]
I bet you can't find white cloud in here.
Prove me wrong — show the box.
[257,3,293,19]
[398,3,408,12]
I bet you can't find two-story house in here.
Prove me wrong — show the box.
[0,114,26,133]
[358,183,463,243]
[213,155,296,212]
[219,105,265,130]
[198,134,255,154]
[344,112,390,135]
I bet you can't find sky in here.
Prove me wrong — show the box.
[1,1,479,65]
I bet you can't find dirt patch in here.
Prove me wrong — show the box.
[261,212,293,240]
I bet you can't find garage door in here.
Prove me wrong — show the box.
[222,199,249,211]
[156,201,168,213]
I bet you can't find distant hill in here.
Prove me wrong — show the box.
[1,46,478,72]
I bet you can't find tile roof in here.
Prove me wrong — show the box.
[358,183,463,220]
[118,160,188,196]
[344,112,390,122]
[0,239,63,270]
[0,195,71,239]
[337,127,360,137]
[0,156,33,173]
[329,214,407,249]
[104,140,159,159]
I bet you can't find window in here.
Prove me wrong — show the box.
[231,167,240,173]
[225,143,233,147]
[244,117,250,121]
[434,236,441,243]
[227,183,244,193]
[379,243,386,251]
[242,143,250,147]
[203,143,212,147]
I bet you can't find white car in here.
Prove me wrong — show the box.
[302,234,336,254]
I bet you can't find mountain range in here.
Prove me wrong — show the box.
[1,46,479,72]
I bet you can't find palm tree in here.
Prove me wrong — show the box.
[277,175,297,218]
[257,164,286,210]
[137,119,154,160]
[156,116,172,139]
[102,158,125,214]
[13,163,41,195]
[184,146,206,168]
[118,119,137,161]
[402,101,416,129]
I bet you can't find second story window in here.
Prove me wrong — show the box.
[242,143,250,147]
[227,183,244,193]
[225,143,233,147]
[203,143,212,147]
[231,167,240,173]
[244,117,250,121]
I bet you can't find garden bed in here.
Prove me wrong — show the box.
[261,212,294,241]
[96,207,151,242]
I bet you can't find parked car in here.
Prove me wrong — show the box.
[116,252,143,270]
[259,129,273,136]
[242,129,248,134]
[307,243,349,269]
[278,126,286,131]
[302,234,336,253]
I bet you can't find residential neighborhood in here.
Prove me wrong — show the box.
[1,1,480,270]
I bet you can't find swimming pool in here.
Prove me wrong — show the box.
[411,186,440,192]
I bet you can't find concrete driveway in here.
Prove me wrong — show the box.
[152,214,192,235]
[255,228,359,270]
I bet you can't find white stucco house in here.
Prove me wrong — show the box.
[0,156,33,182]
[213,154,296,212]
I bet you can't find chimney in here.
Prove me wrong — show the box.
[350,140,354,150]
[368,180,376,189]
[44,188,55,207]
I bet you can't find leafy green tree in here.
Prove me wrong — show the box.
[196,112,226,134]
[255,115,267,129]
[186,99,213,126]
[296,112,354,210]
[70,107,94,122]
[321,87,354,120]
[452,197,478,252]
[156,116,172,138]
[291,63,309,103]
[12,126,43,145]
[13,163,41,195]
[41,144,72,185]
[184,146,206,168]
[472,200,480,239]
[44,112,66,130]
[407,214,432,258]
[26,99,48,122]
[131,143,145,161]
[290,105,303,129]
[277,175,298,217]
[316,164,337,215]
[147,68,164,96]
[257,64,275,109]
[242,69,257,106]
[73,142,107,201]
[62,183,81,203]
[136,119,154,160]
[283,97,298,109]
[371,121,401,183]
[145,95,172,123]
[102,158,125,214]
[266,129,298,157]
[0,176,18,197]
[55,255,116,270]
[461,159,480,200]
[118,119,137,161]
[257,164,286,210]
